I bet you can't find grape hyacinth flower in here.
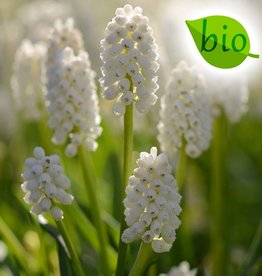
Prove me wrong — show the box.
[159,261,197,276]
[122,147,182,253]
[158,61,212,160]
[11,39,46,121]
[21,147,74,221]
[46,47,102,157]
[210,77,249,123]
[45,18,84,73]
[100,4,159,115]
[45,17,101,157]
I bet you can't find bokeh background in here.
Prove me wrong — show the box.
[0,0,261,275]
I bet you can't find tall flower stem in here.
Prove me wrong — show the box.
[129,242,156,276]
[79,146,110,275]
[211,114,227,276]
[56,220,85,276]
[175,141,194,262]
[116,102,134,276]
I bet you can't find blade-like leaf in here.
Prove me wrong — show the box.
[0,216,31,274]
[57,243,74,276]
[39,219,74,276]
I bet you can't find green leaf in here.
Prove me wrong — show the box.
[57,243,74,276]
[40,220,74,276]
[75,203,118,270]
[186,15,259,68]
[0,216,32,275]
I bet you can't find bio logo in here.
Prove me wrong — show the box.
[186,15,259,69]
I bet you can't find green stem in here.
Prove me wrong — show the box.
[211,115,227,276]
[175,140,187,190]
[56,220,85,276]
[116,103,134,276]
[147,264,157,276]
[129,242,156,276]
[79,146,110,275]
[175,141,195,262]
[0,216,31,274]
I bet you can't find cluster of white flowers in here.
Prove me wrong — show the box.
[159,261,197,276]
[45,18,84,73]
[158,61,212,160]
[46,47,102,157]
[17,0,71,42]
[11,39,46,121]
[210,77,249,123]
[21,147,74,221]
[100,4,159,116]
[122,147,182,253]
[45,19,102,157]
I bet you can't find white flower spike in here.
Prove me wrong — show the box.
[45,47,102,157]
[122,147,182,253]
[100,4,159,115]
[46,18,84,73]
[11,39,46,121]
[158,61,212,161]
[21,147,74,221]
[210,77,249,123]
[45,19,102,157]
[159,261,197,276]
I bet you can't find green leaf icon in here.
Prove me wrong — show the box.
[186,15,259,69]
